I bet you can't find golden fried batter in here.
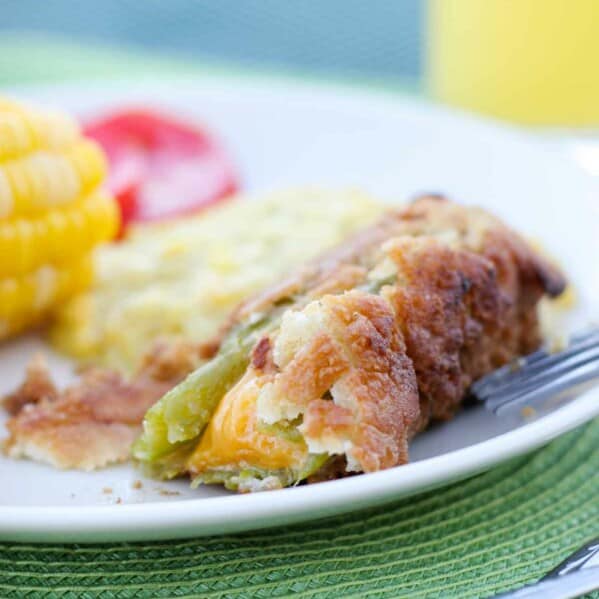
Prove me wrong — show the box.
[3,340,203,469]
[3,196,566,478]
[191,196,565,479]
[3,355,57,416]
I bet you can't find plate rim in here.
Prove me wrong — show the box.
[1,388,597,543]
[4,74,569,142]
[0,77,597,543]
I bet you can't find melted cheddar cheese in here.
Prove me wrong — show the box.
[187,371,307,474]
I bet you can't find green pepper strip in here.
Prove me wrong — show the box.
[191,454,330,491]
[133,280,396,481]
[132,316,275,475]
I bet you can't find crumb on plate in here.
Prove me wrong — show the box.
[521,406,537,419]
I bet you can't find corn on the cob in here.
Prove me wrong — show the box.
[0,104,79,166]
[0,191,118,278]
[0,97,119,340]
[0,255,94,339]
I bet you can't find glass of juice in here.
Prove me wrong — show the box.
[427,0,599,126]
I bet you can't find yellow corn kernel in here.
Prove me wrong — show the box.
[0,95,119,340]
[0,169,14,219]
[1,139,106,218]
[0,101,80,162]
[0,191,119,278]
[65,139,107,194]
[26,108,80,151]
[0,112,36,163]
[87,190,120,244]
[0,255,94,339]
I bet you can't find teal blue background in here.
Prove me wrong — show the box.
[1,1,423,82]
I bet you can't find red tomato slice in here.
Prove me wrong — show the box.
[84,109,238,227]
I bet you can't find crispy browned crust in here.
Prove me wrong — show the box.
[3,340,202,469]
[2,196,566,475]
[2,354,57,416]
[218,196,564,342]
[382,196,564,426]
[246,195,566,474]
[302,292,420,471]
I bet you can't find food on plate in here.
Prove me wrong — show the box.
[2,195,564,489]
[83,108,238,229]
[4,341,203,469]
[133,196,565,490]
[4,189,381,469]
[50,189,383,372]
[0,97,119,340]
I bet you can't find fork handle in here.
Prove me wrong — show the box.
[493,538,599,598]
[493,567,599,598]
[542,538,599,578]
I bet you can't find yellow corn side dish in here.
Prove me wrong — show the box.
[0,98,119,340]
[51,189,384,371]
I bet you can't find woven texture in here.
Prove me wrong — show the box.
[0,36,597,598]
[0,419,597,598]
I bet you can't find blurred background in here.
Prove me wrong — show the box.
[0,1,422,86]
[0,0,598,126]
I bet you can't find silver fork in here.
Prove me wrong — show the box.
[493,537,599,598]
[470,326,599,414]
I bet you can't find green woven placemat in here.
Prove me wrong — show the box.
[0,420,597,598]
[0,35,597,598]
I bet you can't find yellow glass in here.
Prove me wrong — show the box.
[427,0,599,126]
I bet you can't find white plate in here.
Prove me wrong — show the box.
[1,77,598,543]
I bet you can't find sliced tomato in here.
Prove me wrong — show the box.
[84,109,238,227]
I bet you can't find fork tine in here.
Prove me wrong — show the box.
[571,327,599,344]
[487,329,599,392]
[491,360,599,414]
[471,353,542,396]
[470,348,552,397]
[509,329,599,379]
[471,326,599,399]
[484,345,599,408]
